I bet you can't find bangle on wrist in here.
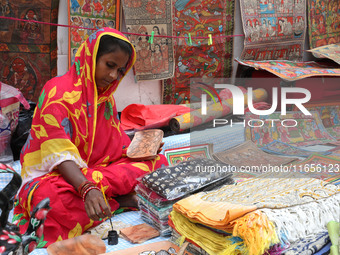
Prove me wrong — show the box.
[82,186,101,202]
[77,180,94,195]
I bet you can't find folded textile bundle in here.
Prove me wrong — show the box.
[170,226,219,255]
[137,194,173,236]
[136,158,235,236]
[170,172,340,255]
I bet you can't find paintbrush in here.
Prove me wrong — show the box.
[100,183,114,231]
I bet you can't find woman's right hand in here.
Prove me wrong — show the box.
[83,188,111,221]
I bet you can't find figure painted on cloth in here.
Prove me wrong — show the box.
[102,0,116,17]
[278,17,293,36]
[244,0,257,15]
[316,15,327,35]
[82,0,92,14]
[19,9,43,43]
[151,44,164,73]
[92,0,104,16]
[135,26,153,73]
[160,38,169,70]
[2,56,38,101]
[293,16,304,37]
[0,0,13,31]
[13,28,168,247]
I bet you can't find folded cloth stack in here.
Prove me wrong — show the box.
[135,158,235,236]
[136,183,176,236]
[168,172,340,255]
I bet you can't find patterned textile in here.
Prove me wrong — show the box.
[283,232,330,255]
[122,0,174,81]
[142,158,234,200]
[293,101,340,139]
[308,43,340,65]
[137,195,173,221]
[313,242,332,255]
[69,0,121,65]
[239,0,306,61]
[308,0,340,49]
[173,172,340,231]
[0,0,59,103]
[162,0,235,104]
[261,140,331,157]
[236,59,340,81]
[164,144,213,165]
[245,111,337,147]
[135,182,176,207]
[212,140,296,168]
[13,28,168,247]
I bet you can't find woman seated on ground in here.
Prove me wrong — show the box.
[14,27,168,247]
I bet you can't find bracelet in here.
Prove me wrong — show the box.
[82,186,101,202]
[77,180,94,195]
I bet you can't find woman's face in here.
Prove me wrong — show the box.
[95,49,130,89]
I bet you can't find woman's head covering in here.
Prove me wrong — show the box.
[20,28,135,185]
[74,28,136,99]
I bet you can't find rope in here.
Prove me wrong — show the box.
[0,15,245,40]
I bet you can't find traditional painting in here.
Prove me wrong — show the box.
[308,0,340,49]
[0,0,59,103]
[240,0,306,61]
[164,144,213,165]
[293,101,340,139]
[122,0,174,81]
[213,140,296,168]
[307,43,340,65]
[236,59,340,81]
[162,0,235,104]
[245,111,337,147]
[69,0,121,66]
[261,140,331,157]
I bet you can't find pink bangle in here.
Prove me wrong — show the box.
[82,186,100,202]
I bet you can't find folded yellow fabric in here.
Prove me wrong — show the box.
[170,210,245,255]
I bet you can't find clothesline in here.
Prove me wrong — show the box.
[0,15,245,40]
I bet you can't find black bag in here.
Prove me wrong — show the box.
[10,101,36,161]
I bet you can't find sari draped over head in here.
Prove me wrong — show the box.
[14,28,168,246]
[20,28,136,185]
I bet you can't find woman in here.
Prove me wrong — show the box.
[13,28,168,247]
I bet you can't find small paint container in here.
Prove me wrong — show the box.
[108,230,118,245]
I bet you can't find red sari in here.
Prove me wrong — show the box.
[13,28,168,247]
